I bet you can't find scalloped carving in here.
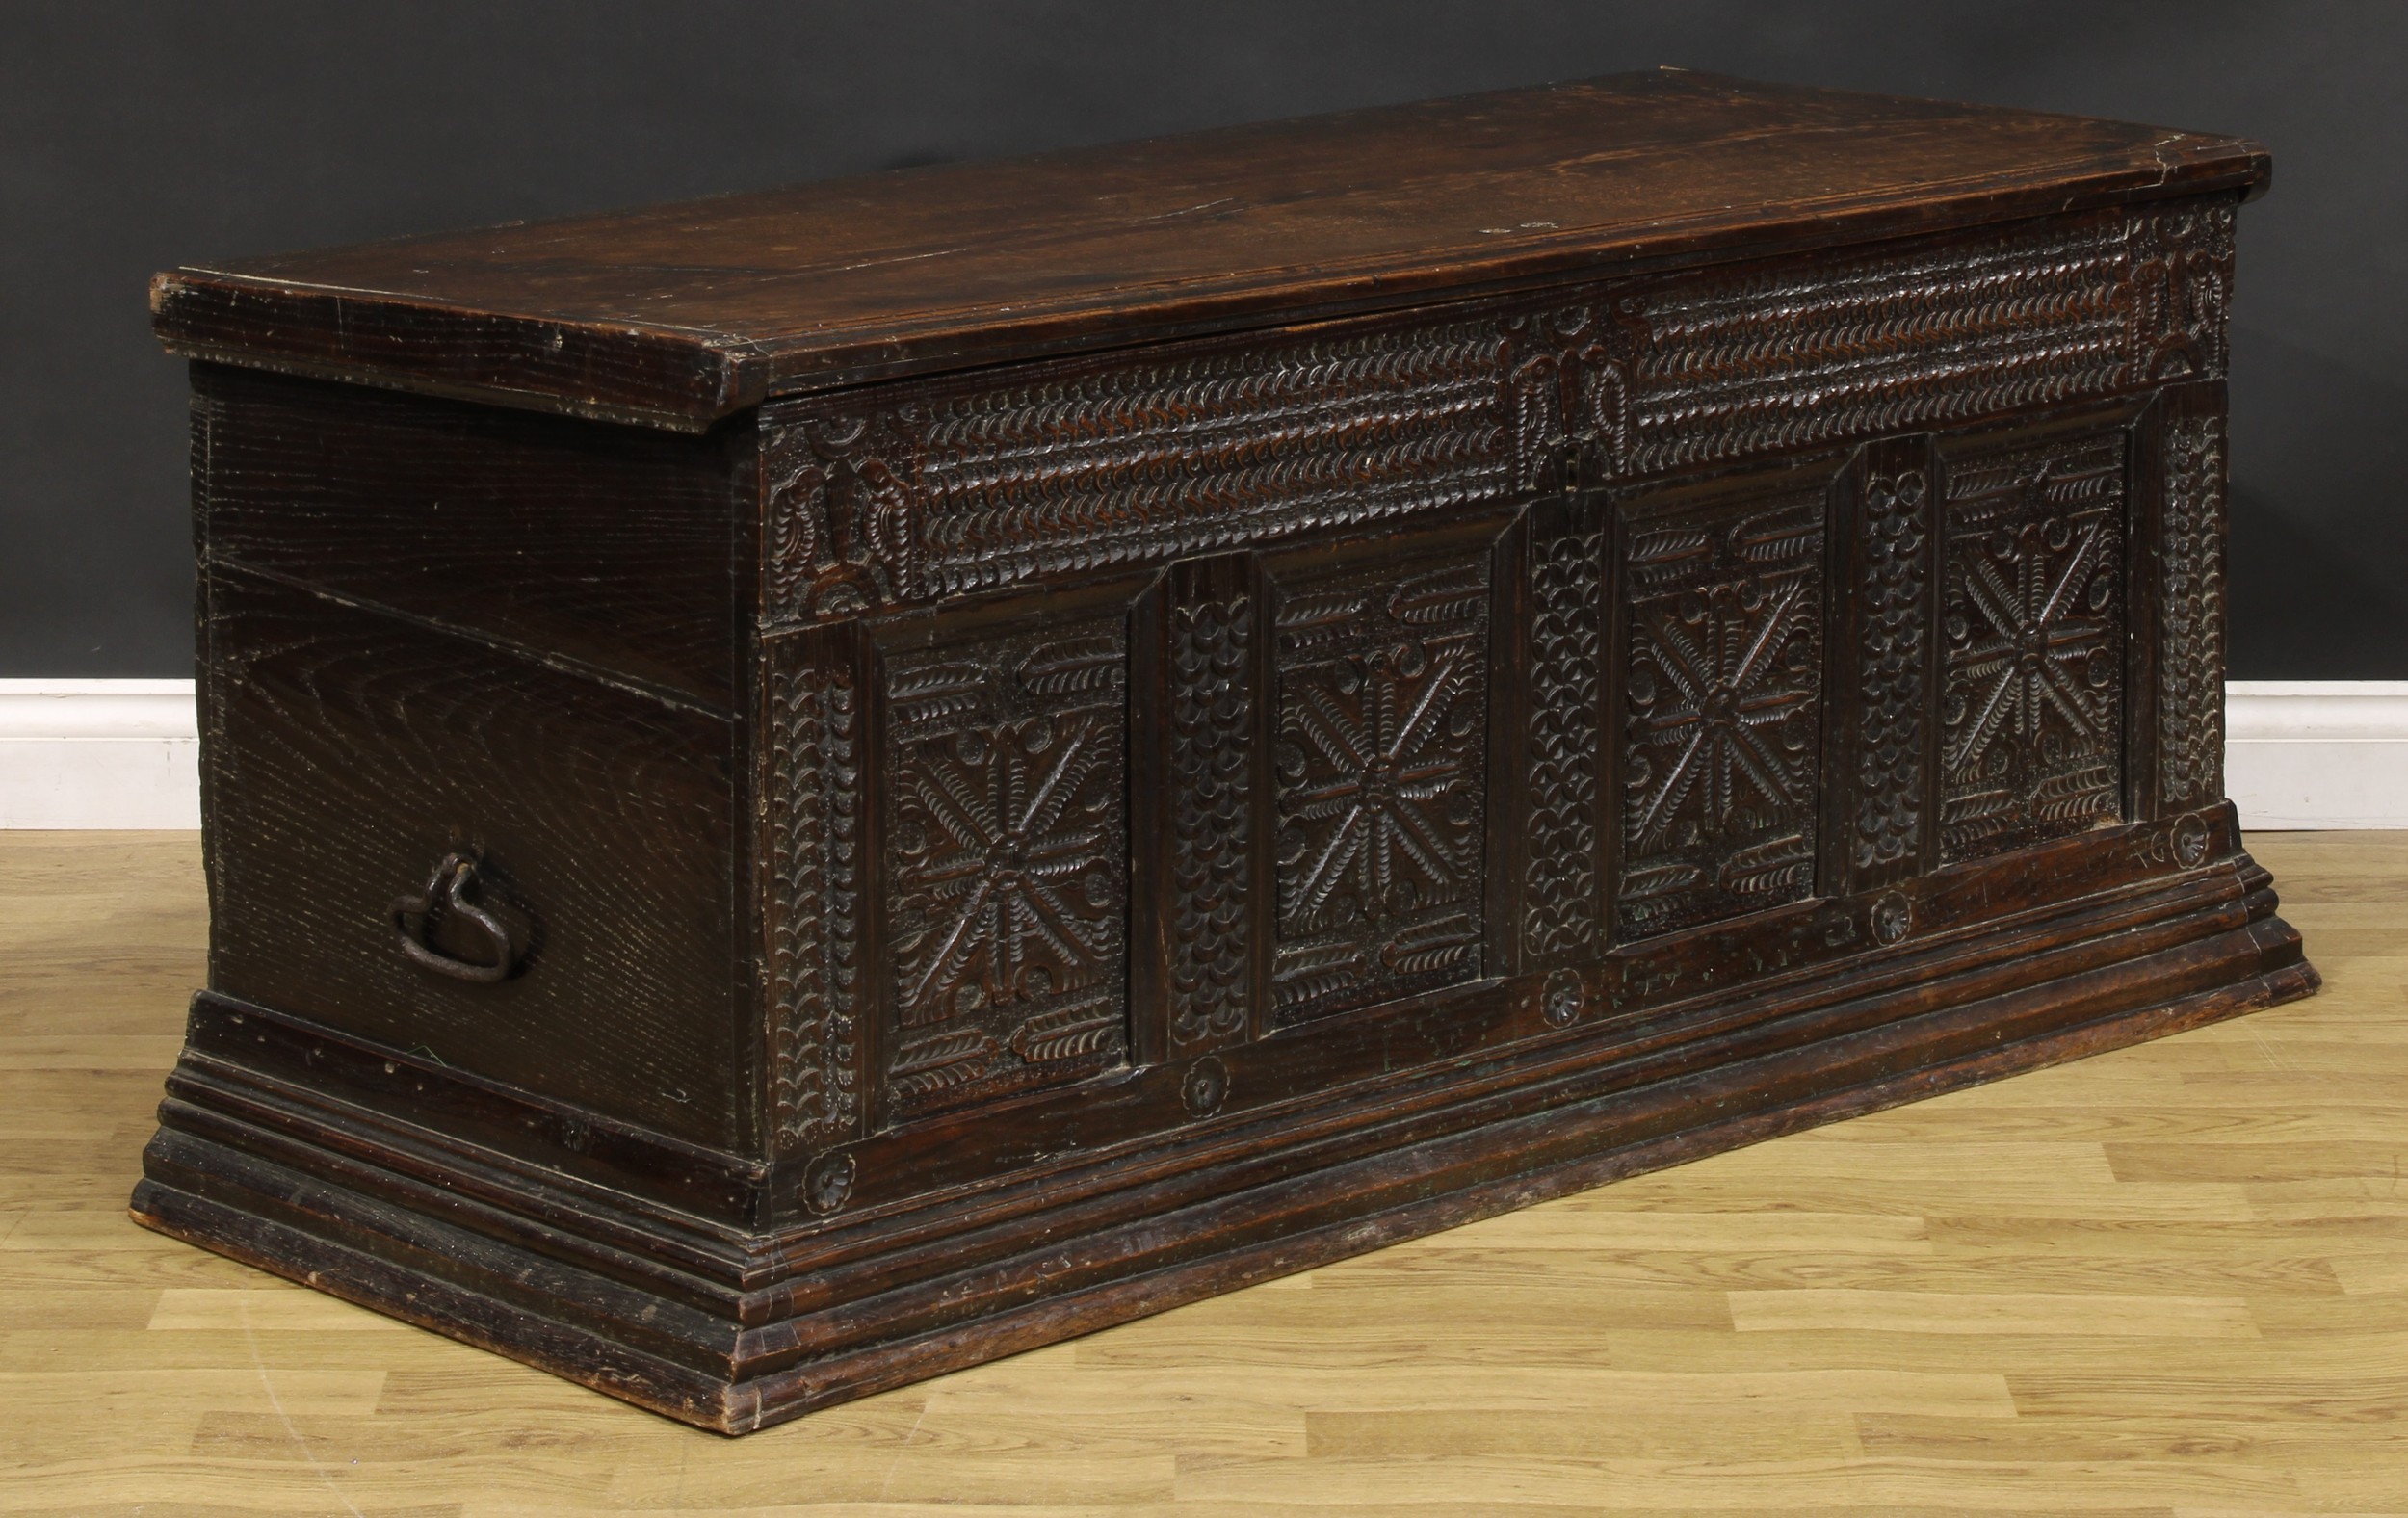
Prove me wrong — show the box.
[2159,413,2228,808]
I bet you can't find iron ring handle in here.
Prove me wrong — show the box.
[392,852,520,983]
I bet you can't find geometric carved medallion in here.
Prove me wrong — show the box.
[881,621,1128,1120]
[1270,553,1490,1025]
[1617,488,1827,940]
[1939,429,2128,862]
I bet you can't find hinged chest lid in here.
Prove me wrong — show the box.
[152,68,2267,432]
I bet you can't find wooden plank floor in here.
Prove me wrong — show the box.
[3,830,2404,1516]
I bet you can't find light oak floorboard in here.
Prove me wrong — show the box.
[0,829,2400,1514]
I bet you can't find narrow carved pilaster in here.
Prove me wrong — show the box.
[1853,464,1930,877]
[2158,410,2229,810]
[767,635,863,1154]
[1165,577,1256,1051]
[1522,508,1606,962]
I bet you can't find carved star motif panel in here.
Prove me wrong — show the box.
[1939,429,2128,862]
[881,621,1128,1120]
[1269,553,1491,1025]
[1616,488,1828,941]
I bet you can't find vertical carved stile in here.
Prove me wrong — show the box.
[1523,508,1606,963]
[1165,562,1256,1051]
[1847,449,1936,890]
[767,634,863,1155]
[2158,409,2229,809]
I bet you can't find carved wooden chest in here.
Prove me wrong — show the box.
[133,70,2316,1431]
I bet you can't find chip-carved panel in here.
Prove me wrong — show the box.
[881,621,1130,1119]
[1616,487,1828,941]
[1269,552,1491,1025]
[1939,429,2129,862]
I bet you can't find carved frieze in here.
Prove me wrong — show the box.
[766,644,862,1153]
[1523,516,1607,961]
[766,320,1514,626]
[764,201,2237,626]
[1518,213,2140,488]
[1939,430,2128,861]
[881,623,1130,1118]
[2158,412,2229,809]
[1270,554,1490,1024]
[1617,490,1827,940]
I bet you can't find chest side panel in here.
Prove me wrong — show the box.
[200,569,747,1149]
[196,364,746,709]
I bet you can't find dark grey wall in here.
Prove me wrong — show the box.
[5,0,2401,676]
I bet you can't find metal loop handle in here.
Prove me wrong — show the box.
[392,852,520,983]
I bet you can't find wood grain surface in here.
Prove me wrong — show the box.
[13,828,2407,1512]
[149,69,2270,426]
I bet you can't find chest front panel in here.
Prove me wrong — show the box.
[753,200,2239,1187]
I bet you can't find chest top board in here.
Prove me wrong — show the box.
[133,70,2310,1434]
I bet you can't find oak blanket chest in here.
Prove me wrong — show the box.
[132,69,2316,1432]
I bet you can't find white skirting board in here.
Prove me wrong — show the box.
[0,681,202,829]
[2225,681,2408,829]
[1,678,2403,830]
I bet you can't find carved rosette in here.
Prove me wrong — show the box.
[1166,594,1255,1048]
[1271,556,1490,1023]
[2159,414,2229,809]
[1940,431,2128,861]
[882,625,1130,1118]
[1523,522,1605,960]
[1617,493,1827,940]
[1854,467,1931,874]
[2131,200,2236,383]
[767,653,861,1153]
